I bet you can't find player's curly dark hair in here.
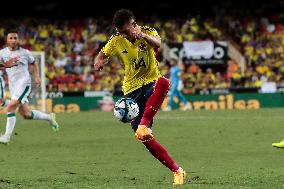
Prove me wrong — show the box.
[113,9,135,28]
[5,28,19,36]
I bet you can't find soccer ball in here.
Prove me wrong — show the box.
[113,98,139,123]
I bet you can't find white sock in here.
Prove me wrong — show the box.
[1,99,10,107]
[31,110,51,122]
[5,112,16,136]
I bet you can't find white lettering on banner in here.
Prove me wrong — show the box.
[183,41,214,57]
[84,91,112,97]
[29,91,63,98]
[214,47,225,59]
[165,41,228,64]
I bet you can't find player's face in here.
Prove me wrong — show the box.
[116,19,137,39]
[7,33,19,49]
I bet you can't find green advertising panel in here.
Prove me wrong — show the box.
[1,93,284,113]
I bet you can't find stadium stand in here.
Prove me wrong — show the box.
[0,8,283,95]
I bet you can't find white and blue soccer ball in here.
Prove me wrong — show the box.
[113,98,139,123]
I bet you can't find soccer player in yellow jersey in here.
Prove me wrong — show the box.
[94,9,186,185]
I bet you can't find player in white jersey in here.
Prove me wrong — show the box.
[0,30,60,144]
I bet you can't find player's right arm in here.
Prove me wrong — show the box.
[0,56,19,68]
[94,35,117,71]
[94,51,108,71]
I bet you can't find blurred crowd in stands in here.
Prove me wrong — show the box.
[215,7,284,91]
[1,8,284,94]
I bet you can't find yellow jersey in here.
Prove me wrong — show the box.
[102,26,161,95]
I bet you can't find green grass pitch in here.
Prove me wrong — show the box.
[0,109,284,189]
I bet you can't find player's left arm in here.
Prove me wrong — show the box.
[29,62,41,86]
[131,27,161,48]
[27,51,41,85]
[94,51,109,71]
[140,33,161,48]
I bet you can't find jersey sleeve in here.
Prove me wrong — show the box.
[102,36,117,57]
[26,50,35,64]
[141,26,159,37]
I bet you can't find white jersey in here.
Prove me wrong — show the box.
[0,47,35,86]
[0,47,34,103]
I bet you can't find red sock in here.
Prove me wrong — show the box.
[143,139,179,172]
[140,77,170,126]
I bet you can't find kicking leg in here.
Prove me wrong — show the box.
[18,103,60,131]
[135,77,170,141]
[142,139,179,171]
[142,139,186,185]
[134,77,186,185]
[140,77,170,126]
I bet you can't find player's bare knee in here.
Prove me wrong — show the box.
[22,113,32,120]
[20,111,32,119]
[7,101,19,112]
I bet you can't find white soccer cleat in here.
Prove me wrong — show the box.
[0,134,10,144]
[50,113,60,131]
